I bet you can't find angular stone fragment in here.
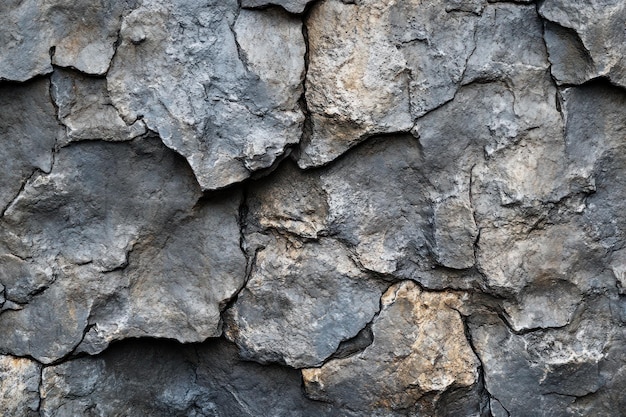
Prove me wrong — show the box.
[302,281,480,415]
[433,198,477,270]
[108,1,305,190]
[0,355,41,417]
[248,136,484,289]
[50,69,146,143]
[78,192,246,352]
[246,160,328,239]
[469,296,623,416]
[0,0,137,80]
[539,0,626,86]
[0,137,245,361]
[0,78,60,214]
[241,0,313,14]
[225,235,384,368]
[300,0,480,167]
[41,339,335,417]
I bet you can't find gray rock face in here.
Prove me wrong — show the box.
[2,0,626,415]
[0,137,245,362]
[0,78,60,215]
[0,355,41,417]
[540,0,626,86]
[303,281,481,416]
[107,0,305,190]
[41,339,335,417]
[0,0,137,81]
[225,235,385,368]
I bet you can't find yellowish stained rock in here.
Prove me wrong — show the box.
[303,280,479,413]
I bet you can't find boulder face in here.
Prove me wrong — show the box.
[1,1,626,416]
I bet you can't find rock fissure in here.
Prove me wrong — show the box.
[2,1,626,415]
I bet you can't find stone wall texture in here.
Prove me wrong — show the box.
[1,1,626,416]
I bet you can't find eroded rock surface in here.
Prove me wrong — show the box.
[1,0,626,415]
[108,0,305,190]
[303,281,481,416]
[540,0,626,86]
[41,339,335,417]
[0,355,41,417]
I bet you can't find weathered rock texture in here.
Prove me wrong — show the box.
[1,1,626,416]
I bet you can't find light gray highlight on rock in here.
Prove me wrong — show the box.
[303,281,481,416]
[0,0,137,81]
[0,355,41,417]
[50,69,146,143]
[539,0,626,86]
[107,1,305,190]
[225,235,384,368]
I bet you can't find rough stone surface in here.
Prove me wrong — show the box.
[0,355,41,417]
[0,0,137,81]
[41,339,335,417]
[0,137,244,362]
[303,281,481,416]
[540,0,626,86]
[225,235,385,368]
[107,1,305,190]
[241,0,313,14]
[1,0,626,415]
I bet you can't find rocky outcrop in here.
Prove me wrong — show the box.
[1,0,626,416]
